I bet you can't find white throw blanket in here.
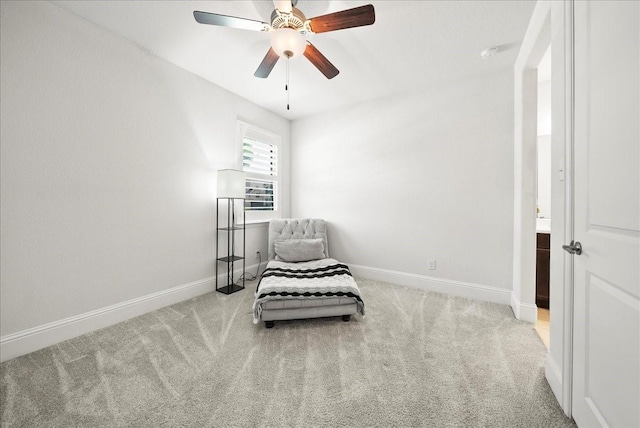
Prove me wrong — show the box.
[253,258,365,324]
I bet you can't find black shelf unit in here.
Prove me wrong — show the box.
[215,198,245,294]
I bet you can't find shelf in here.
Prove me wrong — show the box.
[217,255,244,263]
[216,197,245,295]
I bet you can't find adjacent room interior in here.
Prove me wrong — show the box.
[535,45,551,348]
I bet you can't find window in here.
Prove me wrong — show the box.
[245,178,275,211]
[238,121,281,219]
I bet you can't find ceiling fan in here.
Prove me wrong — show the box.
[193,0,375,80]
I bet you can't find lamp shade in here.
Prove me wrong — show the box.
[270,28,306,58]
[217,169,246,199]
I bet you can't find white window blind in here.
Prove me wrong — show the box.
[242,136,278,212]
[243,138,278,176]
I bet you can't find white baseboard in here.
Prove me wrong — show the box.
[242,261,265,282]
[0,262,266,363]
[0,262,503,362]
[348,264,512,306]
[510,292,538,323]
[0,276,216,363]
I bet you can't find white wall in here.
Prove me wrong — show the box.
[538,78,552,136]
[0,1,289,353]
[537,79,552,219]
[537,135,552,219]
[291,71,515,297]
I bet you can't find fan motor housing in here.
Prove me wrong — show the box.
[271,7,306,30]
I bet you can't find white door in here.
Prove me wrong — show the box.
[571,1,640,427]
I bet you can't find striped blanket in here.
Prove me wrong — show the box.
[253,258,365,324]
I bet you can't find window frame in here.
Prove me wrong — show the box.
[237,120,281,222]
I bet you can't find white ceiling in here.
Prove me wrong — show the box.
[51,0,536,120]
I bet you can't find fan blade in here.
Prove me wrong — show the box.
[254,48,280,78]
[303,43,339,79]
[193,11,269,32]
[307,4,375,34]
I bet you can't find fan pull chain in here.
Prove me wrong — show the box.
[285,54,290,111]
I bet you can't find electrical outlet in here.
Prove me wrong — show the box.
[255,250,261,259]
[428,259,436,270]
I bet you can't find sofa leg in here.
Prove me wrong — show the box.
[342,315,351,322]
[265,321,274,329]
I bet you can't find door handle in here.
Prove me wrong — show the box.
[562,240,582,255]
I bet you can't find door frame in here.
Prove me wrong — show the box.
[512,0,574,416]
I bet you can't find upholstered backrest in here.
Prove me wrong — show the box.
[268,219,329,260]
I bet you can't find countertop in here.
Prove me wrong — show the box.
[537,218,551,234]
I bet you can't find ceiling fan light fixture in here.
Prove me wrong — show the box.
[270,28,306,58]
[194,3,375,80]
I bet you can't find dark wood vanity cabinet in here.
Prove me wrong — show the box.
[536,233,550,309]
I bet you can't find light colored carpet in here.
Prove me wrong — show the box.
[1,278,575,427]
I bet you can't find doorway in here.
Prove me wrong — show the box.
[534,45,552,349]
[512,0,573,415]
[515,2,639,423]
